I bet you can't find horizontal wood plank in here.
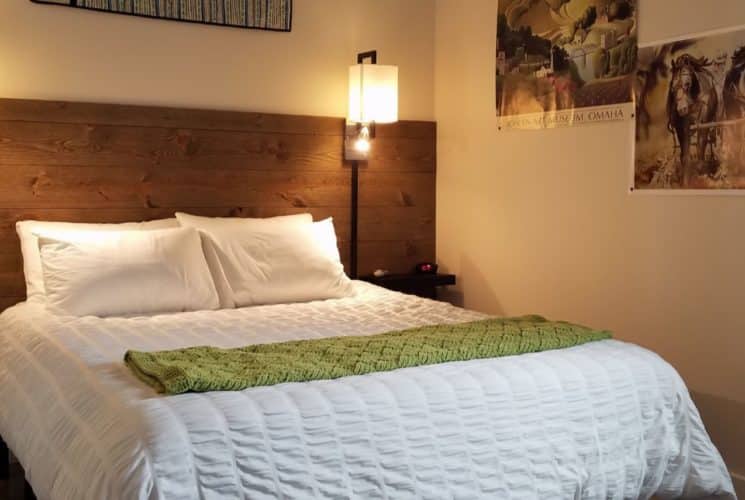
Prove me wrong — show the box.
[0,99,435,139]
[0,272,25,296]
[0,121,342,170]
[358,207,434,241]
[0,98,345,136]
[0,296,22,310]
[0,165,348,209]
[0,167,435,210]
[375,121,436,140]
[358,172,436,208]
[0,121,433,172]
[0,253,21,271]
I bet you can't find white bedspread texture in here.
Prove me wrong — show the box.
[0,282,735,499]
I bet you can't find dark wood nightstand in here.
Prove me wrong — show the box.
[360,273,456,300]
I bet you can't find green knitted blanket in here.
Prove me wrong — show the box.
[124,316,611,395]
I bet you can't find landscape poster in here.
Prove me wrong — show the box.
[496,0,637,130]
[634,26,745,191]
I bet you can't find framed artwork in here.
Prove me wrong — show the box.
[31,0,293,32]
[496,0,637,130]
[634,25,745,192]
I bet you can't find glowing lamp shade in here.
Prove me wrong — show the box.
[347,64,398,124]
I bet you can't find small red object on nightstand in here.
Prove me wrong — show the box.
[415,262,438,274]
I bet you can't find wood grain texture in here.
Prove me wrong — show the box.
[0,99,435,139]
[0,99,436,309]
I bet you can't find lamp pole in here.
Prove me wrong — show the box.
[349,50,378,279]
[350,159,359,279]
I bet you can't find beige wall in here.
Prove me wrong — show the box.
[0,0,434,120]
[435,0,745,483]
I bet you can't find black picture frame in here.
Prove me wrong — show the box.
[30,0,293,33]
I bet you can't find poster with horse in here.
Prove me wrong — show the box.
[635,25,745,191]
[496,0,637,130]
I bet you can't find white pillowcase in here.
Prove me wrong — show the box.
[17,218,179,302]
[312,217,343,264]
[175,213,313,308]
[38,227,219,317]
[175,212,351,307]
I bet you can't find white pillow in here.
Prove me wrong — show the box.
[38,227,219,317]
[175,213,313,308]
[312,217,343,264]
[175,212,351,307]
[17,218,179,302]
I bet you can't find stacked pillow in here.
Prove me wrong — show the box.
[175,213,351,308]
[38,228,219,317]
[16,218,179,302]
[16,214,351,317]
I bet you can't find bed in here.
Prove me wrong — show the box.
[0,281,736,499]
[0,98,736,499]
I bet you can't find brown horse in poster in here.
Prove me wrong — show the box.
[723,46,745,166]
[667,54,719,185]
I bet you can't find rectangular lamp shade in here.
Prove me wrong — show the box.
[347,64,398,124]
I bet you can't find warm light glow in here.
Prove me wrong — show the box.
[348,64,398,124]
[354,137,371,153]
[353,125,371,153]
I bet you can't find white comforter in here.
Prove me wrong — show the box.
[0,282,735,500]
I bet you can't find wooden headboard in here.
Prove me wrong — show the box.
[0,98,435,309]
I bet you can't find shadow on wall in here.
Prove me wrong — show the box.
[439,255,505,315]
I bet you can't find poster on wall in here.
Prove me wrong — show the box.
[496,0,637,130]
[634,26,745,191]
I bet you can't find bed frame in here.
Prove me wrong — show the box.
[1,435,32,499]
[0,98,437,310]
[1,436,7,479]
[0,98,437,499]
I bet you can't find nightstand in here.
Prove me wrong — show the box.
[360,273,456,300]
